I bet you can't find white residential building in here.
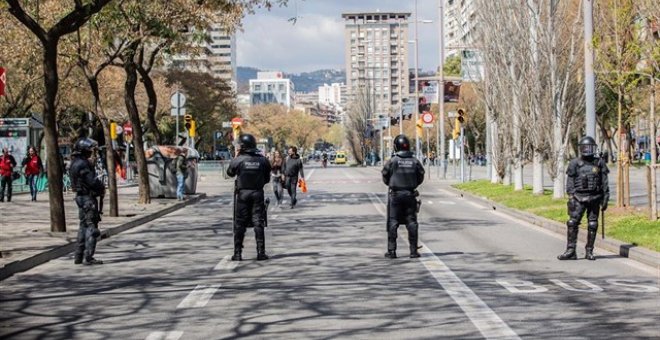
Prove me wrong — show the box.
[249,71,295,108]
[445,0,476,59]
[318,83,346,107]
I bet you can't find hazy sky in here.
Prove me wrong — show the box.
[237,0,442,73]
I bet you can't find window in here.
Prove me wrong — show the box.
[267,84,273,91]
[254,84,261,91]
[279,84,285,91]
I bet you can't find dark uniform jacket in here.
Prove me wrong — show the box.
[382,151,425,191]
[227,151,271,190]
[69,156,104,196]
[566,157,609,203]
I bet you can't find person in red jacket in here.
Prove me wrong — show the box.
[0,147,17,202]
[22,146,43,202]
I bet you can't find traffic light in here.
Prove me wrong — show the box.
[189,119,196,137]
[110,122,117,140]
[457,108,467,124]
[184,114,193,130]
[452,118,460,139]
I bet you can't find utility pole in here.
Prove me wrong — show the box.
[414,0,421,159]
[650,77,657,220]
[583,0,597,139]
[437,0,446,179]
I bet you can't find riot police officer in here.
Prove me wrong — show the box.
[382,134,425,259]
[558,136,609,261]
[227,134,272,261]
[70,138,105,265]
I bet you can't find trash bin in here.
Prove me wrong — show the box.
[146,145,199,198]
[644,152,651,165]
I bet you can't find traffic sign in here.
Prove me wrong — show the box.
[231,117,243,126]
[0,67,5,96]
[421,112,434,124]
[170,91,186,108]
[423,123,434,128]
[222,121,232,128]
[171,107,186,116]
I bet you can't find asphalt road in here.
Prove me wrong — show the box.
[1,166,658,339]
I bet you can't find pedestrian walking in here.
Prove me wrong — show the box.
[175,149,188,201]
[381,135,425,259]
[558,136,609,261]
[22,146,43,202]
[70,138,105,265]
[282,146,305,209]
[227,134,272,261]
[270,150,284,205]
[0,147,17,202]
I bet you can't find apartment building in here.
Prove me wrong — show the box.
[318,83,347,108]
[249,71,295,108]
[445,0,476,59]
[342,12,411,115]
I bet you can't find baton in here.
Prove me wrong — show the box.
[601,209,605,239]
[263,198,270,228]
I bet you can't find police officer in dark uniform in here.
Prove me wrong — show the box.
[227,134,272,261]
[70,138,105,265]
[382,134,425,259]
[558,136,609,261]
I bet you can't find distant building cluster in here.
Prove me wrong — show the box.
[249,71,295,108]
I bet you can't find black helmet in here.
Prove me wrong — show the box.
[73,137,98,153]
[393,134,411,152]
[578,136,597,158]
[238,134,257,150]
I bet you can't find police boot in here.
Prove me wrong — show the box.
[585,226,597,261]
[256,242,269,261]
[384,250,397,259]
[74,256,83,265]
[255,227,269,261]
[557,221,578,260]
[231,247,242,261]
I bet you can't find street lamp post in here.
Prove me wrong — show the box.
[437,0,446,179]
[413,0,421,159]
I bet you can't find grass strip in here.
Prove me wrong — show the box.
[454,180,659,252]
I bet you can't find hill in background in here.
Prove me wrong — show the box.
[237,67,345,94]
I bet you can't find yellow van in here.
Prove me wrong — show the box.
[335,151,347,165]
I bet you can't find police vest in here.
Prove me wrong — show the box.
[574,160,602,194]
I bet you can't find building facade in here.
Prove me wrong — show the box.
[445,0,476,59]
[166,25,237,89]
[342,12,411,116]
[318,83,347,108]
[249,71,295,108]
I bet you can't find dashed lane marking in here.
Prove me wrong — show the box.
[177,284,221,309]
[368,193,520,340]
[214,255,238,271]
[145,331,183,340]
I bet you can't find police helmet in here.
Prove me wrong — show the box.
[578,136,597,158]
[73,137,98,153]
[238,134,257,150]
[393,134,411,152]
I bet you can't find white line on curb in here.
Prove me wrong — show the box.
[177,284,221,309]
[368,193,520,340]
[145,331,183,340]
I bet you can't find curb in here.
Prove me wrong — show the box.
[0,193,207,281]
[445,186,660,269]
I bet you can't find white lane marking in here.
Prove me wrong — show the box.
[145,331,183,340]
[549,279,604,292]
[342,167,361,184]
[369,193,520,340]
[177,284,221,309]
[214,255,238,271]
[304,169,315,181]
[427,200,433,204]
[435,200,457,205]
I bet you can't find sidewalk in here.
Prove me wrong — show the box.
[0,179,222,280]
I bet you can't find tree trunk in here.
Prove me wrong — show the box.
[123,48,151,204]
[532,150,544,194]
[137,67,162,145]
[43,40,66,232]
